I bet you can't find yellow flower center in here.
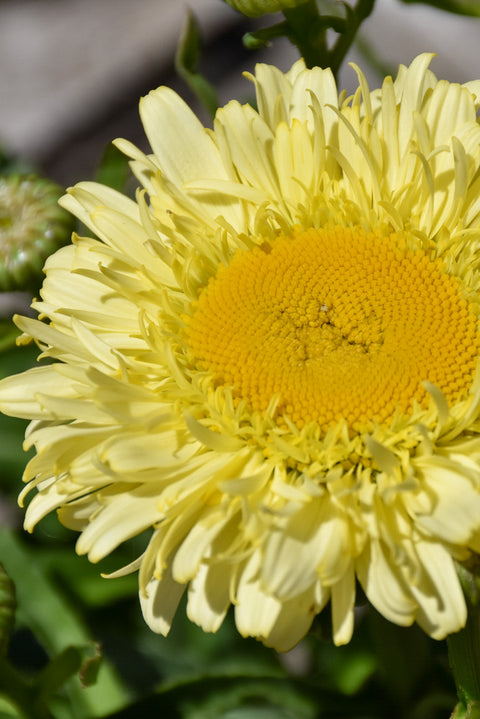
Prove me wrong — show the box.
[185,227,479,431]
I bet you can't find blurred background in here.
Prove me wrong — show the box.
[1,0,480,187]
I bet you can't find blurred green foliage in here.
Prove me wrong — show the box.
[398,0,480,16]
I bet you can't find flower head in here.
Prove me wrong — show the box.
[2,54,480,649]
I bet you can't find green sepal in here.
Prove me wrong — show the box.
[175,10,219,118]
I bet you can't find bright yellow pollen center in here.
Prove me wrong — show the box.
[185,227,479,431]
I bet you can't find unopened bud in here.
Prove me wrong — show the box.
[0,174,74,292]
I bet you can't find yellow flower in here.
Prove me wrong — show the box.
[2,54,480,650]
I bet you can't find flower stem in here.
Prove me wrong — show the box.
[282,0,376,74]
[448,563,480,716]
[328,0,376,77]
[282,1,328,69]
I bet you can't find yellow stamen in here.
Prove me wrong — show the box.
[185,227,479,431]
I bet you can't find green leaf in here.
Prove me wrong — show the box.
[79,642,102,688]
[467,701,480,719]
[215,711,294,719]
[176,9,200,72]
[367,609,431,701]
[0,655,55,719]
[0,323,21,355]
[0,708,21,719]
[0,695,22,719]
[95,144,130,194]
[102,676,319,719]
[36,642,102,704]
[175,10,219,118]
[37,548,137,607]
[0,529,129,718]
[0,563,16,655]
[327,649,377,695]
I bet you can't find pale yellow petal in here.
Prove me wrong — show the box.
[409,542,466,639]
[59,182,141,238]
[357,540,417,626]
[331,561,355,646]
[75,485,164,562]
[140,570,186,636]
[186,559,231,633]
[264,583,328,652]
[235,552,282,639]
[410,457,480,545]
[249,62,298,130]
[0,366,79,420]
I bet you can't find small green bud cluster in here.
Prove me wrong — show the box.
[0,174,75,291]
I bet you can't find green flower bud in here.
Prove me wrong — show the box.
[223,0,310,17]
[0,174,75,292]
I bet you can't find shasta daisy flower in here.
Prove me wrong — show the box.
[2,54,480,650]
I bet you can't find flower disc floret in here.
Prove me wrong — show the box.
[185,226,479,432]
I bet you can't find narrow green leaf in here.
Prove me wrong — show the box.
[0,530,129,718]
[176,9,200,72]
[0,323,21,355]
[175,10,219,118]
[95,144,130,193]
[0,702,21,719]
[0,563,16,656]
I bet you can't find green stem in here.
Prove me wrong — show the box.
[282,0,376,76]
[282,1,328,69]
[447,563,480,714]
[328,0,376,77]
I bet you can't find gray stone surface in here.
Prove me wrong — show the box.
[0,0,238,160]
[0,0,479,182]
